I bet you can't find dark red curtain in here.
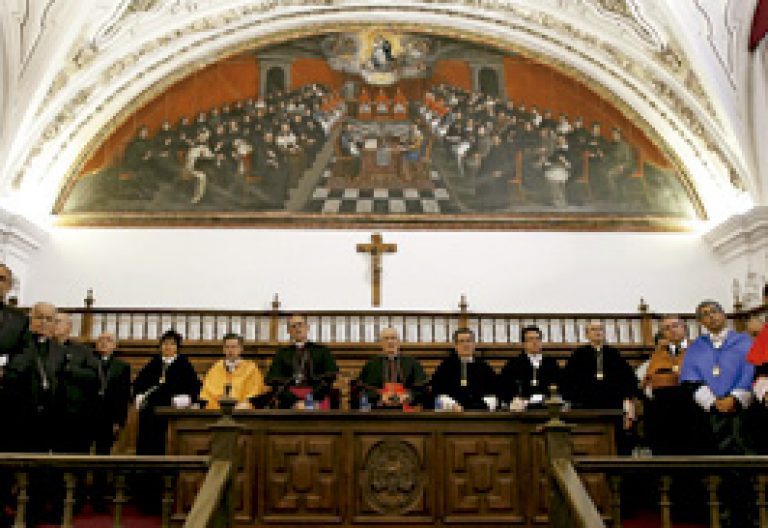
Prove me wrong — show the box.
[750,0,768,51]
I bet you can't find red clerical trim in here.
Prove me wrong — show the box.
[747,322,768,365]
[750,0,768,51]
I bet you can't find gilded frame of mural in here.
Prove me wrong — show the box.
[53,27,705,232]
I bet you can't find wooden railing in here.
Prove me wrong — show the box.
[0,397,241,528]
[542,386,768,528]
[52,291,768,347]
[574,456,768,528]
[0,455,208,528]
[541,388,608,528]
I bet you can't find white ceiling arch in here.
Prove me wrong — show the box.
[0,0,755,225]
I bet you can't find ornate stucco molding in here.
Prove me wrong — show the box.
[704,206,768,263]
[2,0,752,219]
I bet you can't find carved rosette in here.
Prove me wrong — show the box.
[361,440,423,514]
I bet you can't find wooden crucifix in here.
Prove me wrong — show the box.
[356,233,397,307]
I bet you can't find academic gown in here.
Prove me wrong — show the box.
[747,323,768,453]
[265,342,338,408]
[498,352,561,405]
[562,344,637,410]
[133,355,201,455]
[680,331,754,455]
[430,353,498,410]
[358,354,428,408]
[639,346,703,455]
[200,359,265,409]
[93,354,132,454]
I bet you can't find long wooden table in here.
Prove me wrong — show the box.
[163,409,620,528]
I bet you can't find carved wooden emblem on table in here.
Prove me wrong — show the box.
[266,435,341,520]
[356,436,429,519]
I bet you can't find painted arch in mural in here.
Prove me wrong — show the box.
[56,30,702,230]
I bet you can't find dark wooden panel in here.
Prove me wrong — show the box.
[163,410,618,528]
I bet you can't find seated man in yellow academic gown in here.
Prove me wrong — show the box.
[200,333,265,409]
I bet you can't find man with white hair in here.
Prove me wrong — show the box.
[5,302,62,452]
[357,328,427,409]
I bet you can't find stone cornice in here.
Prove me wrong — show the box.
[703,206,768,262]
[0,208,48,262]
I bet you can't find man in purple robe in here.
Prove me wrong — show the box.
[680,300,754,455]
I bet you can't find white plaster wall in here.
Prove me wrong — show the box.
[22,229,731,314]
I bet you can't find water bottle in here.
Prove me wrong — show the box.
[360,392,370,412]
[304,391,314,410]
[434,396,442,411]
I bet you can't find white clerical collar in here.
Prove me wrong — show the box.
[528,353,543,368]
[294,342,306,349]
[101,354,112,361]
[224,359,239,372]
[709,329,730,349]
[162,355,177,366]
[592,344,604,353]
[460,356,474,364]
[671,339,688,355]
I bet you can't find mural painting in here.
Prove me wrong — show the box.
[57,31,701,228]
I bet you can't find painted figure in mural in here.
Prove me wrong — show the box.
[605,128,638,202]
[543,134,572,208]
[371,34,394,71]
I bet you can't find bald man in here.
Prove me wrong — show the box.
[357,328,427,409]
[5,302,63,452]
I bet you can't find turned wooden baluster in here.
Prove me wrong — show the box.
[161,474,175,528]
[62,472,76,528]
[756,475,767,528]
[609,474,622,528]
[13,472,28,528]
[113,473,127,528]
[659,475,672,528]
[707,475,721,528]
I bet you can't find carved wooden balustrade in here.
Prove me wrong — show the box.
[55,291,767,349]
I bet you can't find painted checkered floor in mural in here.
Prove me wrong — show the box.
[304,170,460,214]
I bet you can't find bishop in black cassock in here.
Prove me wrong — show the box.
[264,314,338,408]
[358,328,427,408]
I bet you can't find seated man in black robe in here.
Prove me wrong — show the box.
[265,314,338,409]
[358,328,427,409]
[430,328,498,410]
[499,325,560,410]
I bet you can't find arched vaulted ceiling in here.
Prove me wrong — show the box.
[0,0,758,226]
